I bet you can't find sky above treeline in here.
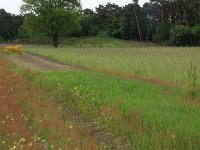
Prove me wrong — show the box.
[0,0,149,15]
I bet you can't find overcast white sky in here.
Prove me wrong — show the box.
[0,0,149,15]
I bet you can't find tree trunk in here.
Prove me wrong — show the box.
[169,0,172,26]
[53,34,59,48]
[198,10,200,20]
[161,7,164,24]
[122,34,125,40]
[133,10,142,41]
[194,14,197,25]
[6,29,11,40]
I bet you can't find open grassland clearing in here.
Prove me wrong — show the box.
[12,45,199,149]
[25,47,200,85]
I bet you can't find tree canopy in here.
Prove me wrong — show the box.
[77,0,200,46]
[21,0,81,47]
[1,0,199,46]
[0,9,23,41]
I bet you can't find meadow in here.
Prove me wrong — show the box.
[25,46,200,84]
[21,44,200,149]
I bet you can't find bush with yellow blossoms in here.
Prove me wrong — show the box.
[4,44,23,55]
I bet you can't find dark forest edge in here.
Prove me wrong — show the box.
[0,0,200,47]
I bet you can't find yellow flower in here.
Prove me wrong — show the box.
[69,125,73,129]
[66,122,73,129]
[172,135,175,139]
[3,45,23,55]
[28,142,32,147]
[20,145,25,149]
[2,141,5,144]
[19,138,25,143]
[12,146,17,150]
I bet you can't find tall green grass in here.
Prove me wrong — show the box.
[19,44,200,149]
[25,47,200,84]
[26,70,200,150]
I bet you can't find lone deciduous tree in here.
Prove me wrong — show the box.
[21,0,81,48]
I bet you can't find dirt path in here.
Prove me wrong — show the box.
[0,44,12,47]
[0,53,101,149]
[10,52,77,71]
[1,51,131,149]
[9,51,180,88]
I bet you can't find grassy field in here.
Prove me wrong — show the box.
[20,44,200,149]
[31,70,200,149]
[2,38,200,149]
[0,50,102,150]
[25,47,200,84]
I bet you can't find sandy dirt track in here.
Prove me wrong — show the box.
[10,52,77,71]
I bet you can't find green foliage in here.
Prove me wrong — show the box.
[62,37,138,48]
[191,25,200,46]
[109,18,121,38]
[188,63,198,100]
[0,9,23,41]
[1,0,200,45]
[170,25,190,46]
[79,14,98,36]
[153,23,169,42]
[96,31,109,38]
[21,0,81,47]
[78,0,200,44]
[0,36,4,42]
[17,25,29,39]
[119,17,127,39]
[23,14,45,38]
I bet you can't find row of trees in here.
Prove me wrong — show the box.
[0,0,81,47]
[0,0,199,47]
[0,9,23,41]
[79,0,200,46]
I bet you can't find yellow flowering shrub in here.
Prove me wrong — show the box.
[4,44,23,55]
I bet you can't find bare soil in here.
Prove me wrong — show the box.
[9,52,77,71]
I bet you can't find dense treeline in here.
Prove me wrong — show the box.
[0,9,23,42]
[78,0,200,46]
[0,0,200,46]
